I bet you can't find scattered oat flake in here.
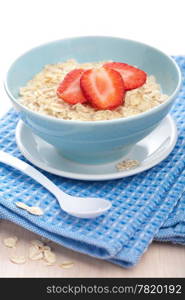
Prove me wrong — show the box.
[15,202,30,210]
[43,246,51,251]
[59,261,74,269]
[44,261,55,266]
[31,240,44,248]
[27,206,44,216]
[41,237,51,243]
[116,159,140,171]
[44,250,56,265]
[3,236,18,248]
[10,255,26,264]
[29,245,43,261]
[15,202,43,216]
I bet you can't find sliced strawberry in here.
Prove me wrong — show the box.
[57,69,87,104]
[80,67,125,110]
[103,62,147,90]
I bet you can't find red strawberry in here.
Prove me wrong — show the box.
[57,69,87,104]
[103,62,147,90]
[80,67,125,110]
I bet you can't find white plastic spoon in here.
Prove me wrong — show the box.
[0,151,111,218]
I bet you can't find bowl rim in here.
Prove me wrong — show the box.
[4,35,182,126]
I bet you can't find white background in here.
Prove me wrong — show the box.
[0,0,185,117]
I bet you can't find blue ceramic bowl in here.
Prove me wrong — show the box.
[5,36,181,164]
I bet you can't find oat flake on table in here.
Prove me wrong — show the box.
[3,236,18,248]
[10,255,26,264]
[29,245,43,261]
[43,249,56,265]
[31,239,44,249]
[59,261,74,269]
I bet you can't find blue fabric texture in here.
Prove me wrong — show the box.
[0,56,185,268]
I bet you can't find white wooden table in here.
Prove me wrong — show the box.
[0,0,185,278]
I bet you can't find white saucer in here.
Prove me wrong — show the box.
[15,115,177,181]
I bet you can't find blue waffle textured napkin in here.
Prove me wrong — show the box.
[0,56,185,268]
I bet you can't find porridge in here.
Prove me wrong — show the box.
[19,59,168,121]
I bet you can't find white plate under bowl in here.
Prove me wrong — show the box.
[15,115,177,181]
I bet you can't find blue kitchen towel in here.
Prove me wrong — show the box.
[0,56,185,268]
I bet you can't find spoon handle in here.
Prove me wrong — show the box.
[0,150,67,200]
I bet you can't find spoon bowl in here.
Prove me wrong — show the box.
[61,197,112,218]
